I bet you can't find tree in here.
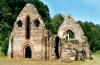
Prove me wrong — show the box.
[0,22,11,55]
[78,21,100,52]
[51,13,64,34]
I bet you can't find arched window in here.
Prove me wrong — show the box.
[17,20,22,27]
[66,29,74,39]
[34,19,40,27]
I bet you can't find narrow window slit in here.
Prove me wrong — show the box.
[26,16,30,39]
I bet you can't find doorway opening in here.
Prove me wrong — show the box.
[55,36,60,59]
[25,45,32,58]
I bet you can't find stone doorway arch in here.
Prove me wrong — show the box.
[24,44,32,58]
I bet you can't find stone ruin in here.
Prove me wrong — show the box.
[8,3,92,61]
[58,15,92,61]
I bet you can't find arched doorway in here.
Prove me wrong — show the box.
[55,36,60,59]
[24,45,32,58]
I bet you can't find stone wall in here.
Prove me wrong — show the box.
[8,3,52,60]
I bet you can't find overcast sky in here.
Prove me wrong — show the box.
[41,0,100,24]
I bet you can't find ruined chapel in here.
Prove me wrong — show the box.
[8,3,92,61]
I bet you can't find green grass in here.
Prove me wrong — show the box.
[0,55,99,65]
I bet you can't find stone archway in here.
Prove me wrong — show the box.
[24,45,32,58]
[66,29,74,39]
[63,29,75,40]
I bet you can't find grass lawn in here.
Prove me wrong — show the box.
[0,55,99,65]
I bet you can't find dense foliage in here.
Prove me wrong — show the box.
[0,0,100,55]
[78,21,100,52]
[51,14,64,34]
